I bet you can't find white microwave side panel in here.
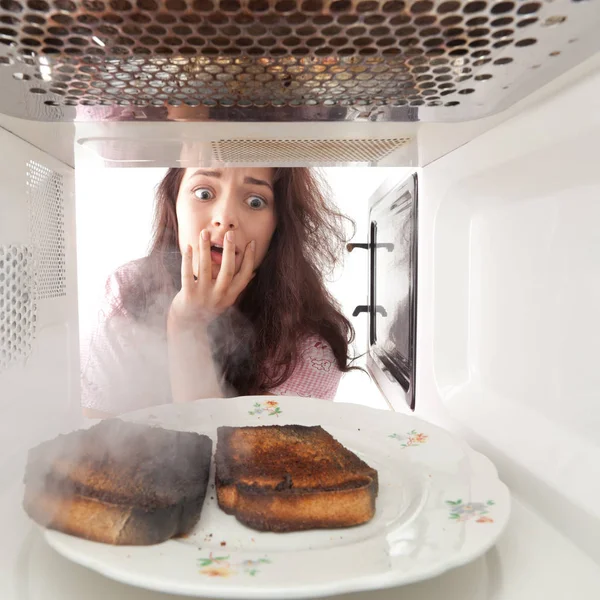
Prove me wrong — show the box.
[417,63,600,563]
[0,127,79,599]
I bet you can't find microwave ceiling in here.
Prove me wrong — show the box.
[0,0,598,123]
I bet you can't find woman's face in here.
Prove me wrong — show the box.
[176,167,277,279]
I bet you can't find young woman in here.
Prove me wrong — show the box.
[81,167,356,417]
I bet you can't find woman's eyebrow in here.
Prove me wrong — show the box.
[244,176,273,193]
[189,169,221,180]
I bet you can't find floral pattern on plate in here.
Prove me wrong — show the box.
[446,499,495,523]
[198,554,272,577]
[388,430,429,447]
[248,400,282,417]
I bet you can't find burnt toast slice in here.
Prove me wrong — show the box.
[215,425,378,532]
[23,419,212,545]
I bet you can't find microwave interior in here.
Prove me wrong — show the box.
[1,0,600,598]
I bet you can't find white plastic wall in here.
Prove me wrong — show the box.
[417,64,600,564]
[0,128,78,599]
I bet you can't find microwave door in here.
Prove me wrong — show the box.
[368,175,418,410]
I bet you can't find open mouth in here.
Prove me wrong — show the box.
[210,243,240,256]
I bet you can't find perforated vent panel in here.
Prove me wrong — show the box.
[212,137,410,162]
[27,161,66,299]
[0,245,36,372]
[0,0,598,122]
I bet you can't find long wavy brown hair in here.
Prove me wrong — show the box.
[120,167,357,395]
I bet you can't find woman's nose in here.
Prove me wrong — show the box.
[211,216,237,229]
[211,199,238,230]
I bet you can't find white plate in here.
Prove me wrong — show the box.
[44,396,510,598]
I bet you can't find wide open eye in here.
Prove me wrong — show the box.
[247,195,266,209]
[193,188,213,201]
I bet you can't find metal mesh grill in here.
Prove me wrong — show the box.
[212,137,410,162]
[0,244,36,372]
[0,0,597,121]
[27,160,66,299]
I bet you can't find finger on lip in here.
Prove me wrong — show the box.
[224,232,240,255]
[210,237,240,255]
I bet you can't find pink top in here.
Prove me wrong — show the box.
[81,262,343,414]
[268,335,341,400]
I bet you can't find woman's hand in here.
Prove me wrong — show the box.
[167,230,254,402]
[169,229,255,327]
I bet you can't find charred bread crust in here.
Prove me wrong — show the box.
[23,486,207,545]
[23,420,212,545]
[215,424,378,532]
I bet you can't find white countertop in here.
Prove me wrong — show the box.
[15,496,600,600]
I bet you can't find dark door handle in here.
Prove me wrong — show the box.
[346,243,369,252]
[347,242,393,252]
[352,305,387,317]
[352,305,369,317]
